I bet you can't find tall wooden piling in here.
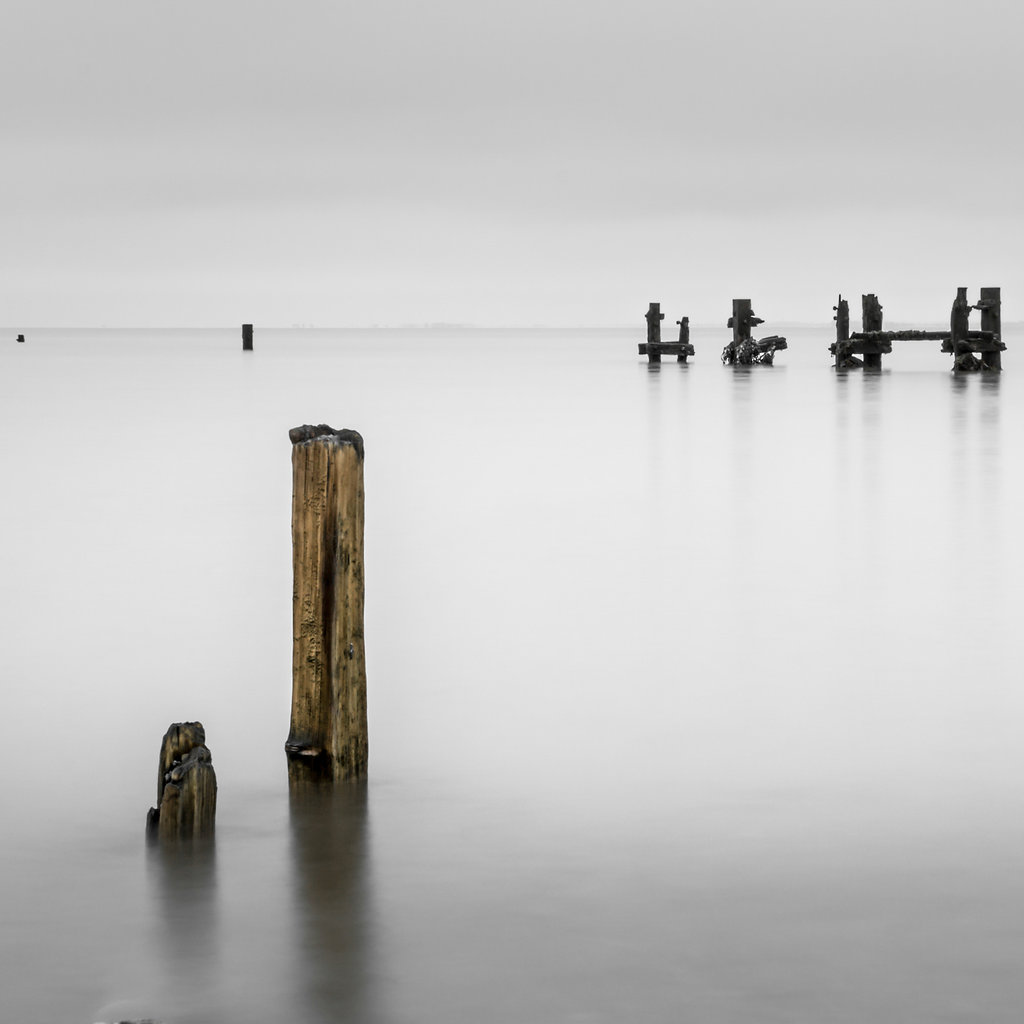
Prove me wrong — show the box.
[147,721,217,840]
[730,299,752,345]
[950,287,976,371]
[676,317,691,362]
[978,287,1002,371]
[834,295,850,343]
[861,295,883,368]
[645,303,664,361]
[831,294,859,368]
[286,424,368,784]
[242,324,253,351]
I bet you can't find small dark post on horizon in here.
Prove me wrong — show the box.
[862,295,883,369]
[146,722,217,841]
[286,424,368,785]
[242,323,253,351]
[16,334,24,343]
[978,287,1002,370]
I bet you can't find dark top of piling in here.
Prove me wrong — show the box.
[288,424,364,458]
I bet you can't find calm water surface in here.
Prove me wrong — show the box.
[2,327,1023,1022]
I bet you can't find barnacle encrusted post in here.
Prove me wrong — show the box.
[286,425,368,784]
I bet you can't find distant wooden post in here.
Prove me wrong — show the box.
[16,334,24,343]
[242,324,253,351]
[676,317,691,362]
[862,294,883,369]
[645,303,664,362]
[286,424,368,784]
[147,722,217,840]
[978,287,1002,370]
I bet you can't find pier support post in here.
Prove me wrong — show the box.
[675,317,691,362]
[978,287,1002,370]
[146,722,217,840]
[645,303,664,362]
[950,287,979,371]
[242,324,253,351]
[286,424,368,784]
[831,294,859,368]
[862,295,883,369]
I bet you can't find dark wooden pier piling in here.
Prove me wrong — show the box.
[942,286,1004,371]
[831,294,861,368]
[286,424,368,785]
[861,295,884,369]
[834,287,1004,370]
[978,287,1002,371]
[147,722,217,840]
[637,303,695,362]
[722,299,787,364]
[830,292,891,368]
[242,324,253,351]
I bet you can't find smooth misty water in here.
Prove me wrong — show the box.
[2,327,1024,1023]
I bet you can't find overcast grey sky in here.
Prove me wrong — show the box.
[3,0,1022,326]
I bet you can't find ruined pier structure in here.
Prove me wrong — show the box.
[286,424,368,784]
[831,288,1004,370]
[637,302,695,363]
[721,299,787,365]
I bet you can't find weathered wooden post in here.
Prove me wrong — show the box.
[675,317,691,362]
[146,722,217,840]
[831,294,856,368]
[731,299,751,346]
[861,294,883,369]
[978,287,1002,370]
[286,425,368,784]
[950,286,977,371]
[645,303,664,362]
[723,299,767,364]
[242,324,253,351]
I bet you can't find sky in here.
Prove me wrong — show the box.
[3,0,1023,326]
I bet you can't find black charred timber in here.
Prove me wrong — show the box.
[722,299,784,365]
[861,295,884,369]
[242,324,253,351]
[147,722,217,841]
[16,334,24,343]
[830,294,863,368]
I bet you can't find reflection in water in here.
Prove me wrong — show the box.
[146,838,219,1023]
[289,781,381,1024]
